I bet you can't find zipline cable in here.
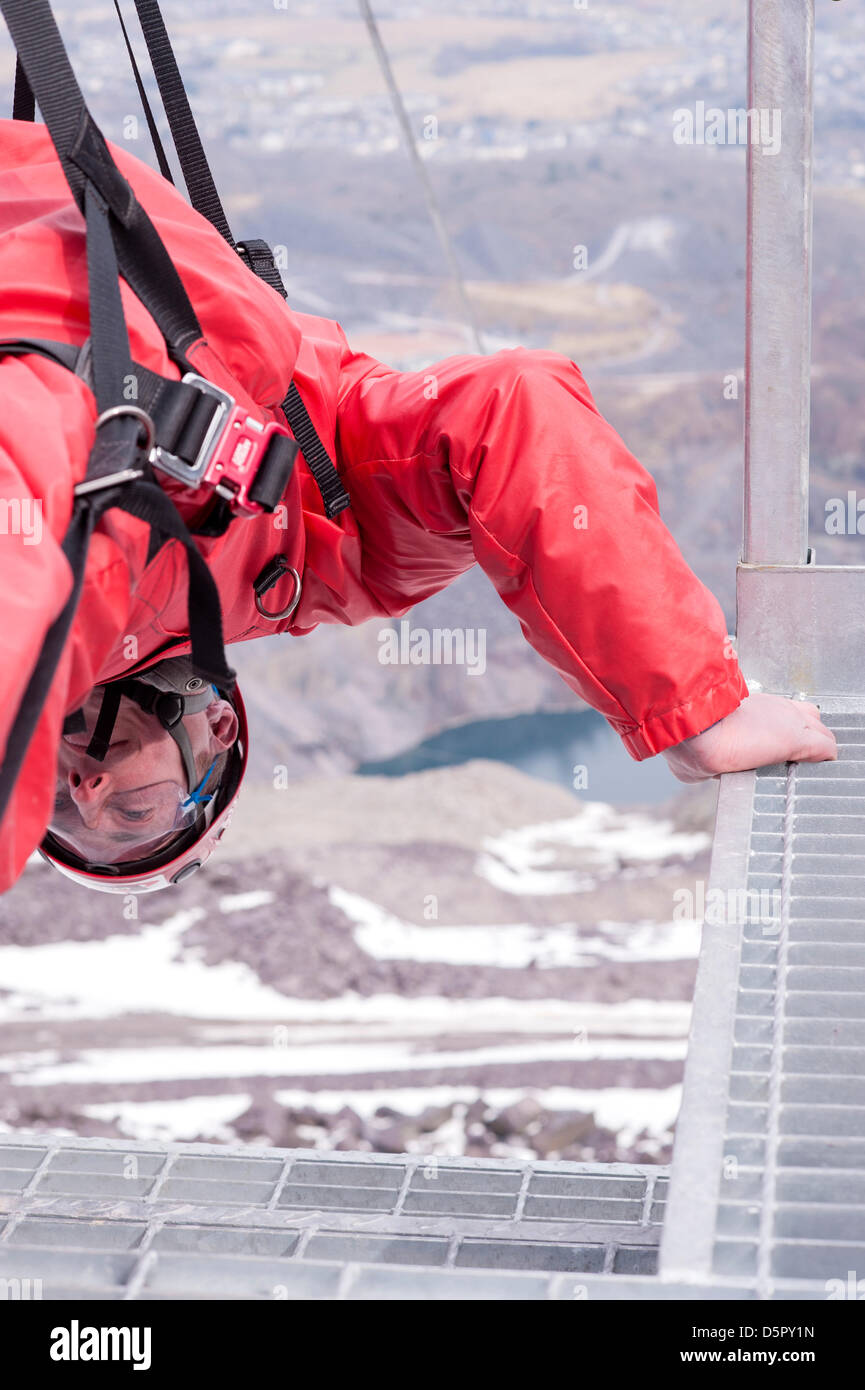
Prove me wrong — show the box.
[356,0,485,355]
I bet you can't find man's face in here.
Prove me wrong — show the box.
[51,689,232,865]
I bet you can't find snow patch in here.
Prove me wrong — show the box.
[218,891,276,913]
[0,909,294,1021]
[8,1036,687,1087]
[476,805,709,896]
[331,886,701,967]
[82,1094,253,1145]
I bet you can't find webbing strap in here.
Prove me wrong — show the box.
[0,339,81,373]
[234,242,351,520]
[85,681,122,761]
[282,381,352,520]
[11,56,32,121]
[119,4,352,519]
[0,491,99,824]
[112,0,174,184]
[0,0,236,828]
[111,477,233,687]
[0,338,224,471]
[131,0,235,247]
[2,0,203,363]
[83,179,136,415]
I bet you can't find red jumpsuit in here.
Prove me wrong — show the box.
[0,121,747,891]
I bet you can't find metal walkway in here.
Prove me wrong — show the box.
[0,1138,676,1300]
[662,704,865,1298]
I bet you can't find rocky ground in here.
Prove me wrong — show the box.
[0,762,717,1166]
[229,1091,669,1165]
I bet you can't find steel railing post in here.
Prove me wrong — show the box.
[743,0,815,566]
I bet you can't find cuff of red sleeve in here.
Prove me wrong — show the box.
[613,666,750,762]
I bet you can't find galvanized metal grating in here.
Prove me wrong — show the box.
[0,1135,670,1299]
[662,703,865,1297]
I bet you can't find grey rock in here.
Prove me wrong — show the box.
[332,1104,365,1133]
[464,1097,494,1126]
[487,1097,546,1137]
[373,1122,419,1154]
[533,1111,596,1158]
[289,1105,330,1127]
[417,1103,456,1133]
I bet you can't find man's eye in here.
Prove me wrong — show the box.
[117,808,153,823]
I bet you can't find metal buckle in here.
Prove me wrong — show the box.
[150,372,291,516]
[150,373,234,487]
[74,405,155,497]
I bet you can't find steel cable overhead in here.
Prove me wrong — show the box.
[356,0,486,355]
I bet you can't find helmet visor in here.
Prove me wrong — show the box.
[49,777,207,866]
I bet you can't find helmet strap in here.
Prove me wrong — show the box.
[83,683,123,762]
[75,677,207,792]
[182,757,218,812]
[62,707,87,736]
[168,716,199,794]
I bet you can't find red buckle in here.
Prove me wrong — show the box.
[202,402,289,516]
[151,373,292,517]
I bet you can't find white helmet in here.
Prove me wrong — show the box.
[41,658,248,893]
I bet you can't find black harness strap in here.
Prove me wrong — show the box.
[282,382,352,520]
[0,483,106,824]
[0,339,81,373]
[130,0,235,248]
[112,0,174,185]
[111,477,231,685]
[4,0,203,365]
[228,240,351,518]
[0,0,235,827]
[82,179,136,415]
[121,1,352,520]
[11,56,32,121]
[0,338,226,476]
[234,238,287,296]
[85,681,123,761]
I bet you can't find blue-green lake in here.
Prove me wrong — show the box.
[357,708,682,806]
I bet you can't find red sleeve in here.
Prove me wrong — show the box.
[0,355,130,892]
[332,343,747,760]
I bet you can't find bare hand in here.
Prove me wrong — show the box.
[661,692,838,784]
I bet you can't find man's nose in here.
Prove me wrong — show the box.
[67,767,112,826]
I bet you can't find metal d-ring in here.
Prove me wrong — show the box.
[73,405,158,497]
[254,561,302,622]
[94,404,156,455]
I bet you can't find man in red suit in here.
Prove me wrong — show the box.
[0,121,836,894]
